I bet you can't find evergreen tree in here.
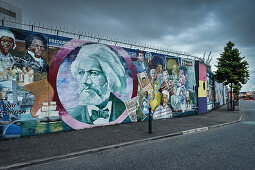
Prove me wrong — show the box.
[215,41,249,110]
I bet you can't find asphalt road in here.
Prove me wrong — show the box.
[22,100,255,170]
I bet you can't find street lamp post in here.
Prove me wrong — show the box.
[149,107,152,133]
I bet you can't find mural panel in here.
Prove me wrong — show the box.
[0,26,224,139]
[215,81,224,107]
[0,27,72,138]
[198,63,207,114]
[207,68,214,111]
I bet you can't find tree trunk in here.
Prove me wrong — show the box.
[233,95,235,110]
[230,83,233,110]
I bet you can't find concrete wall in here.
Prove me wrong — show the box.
[0,0,22,28]
[0,26,226,139]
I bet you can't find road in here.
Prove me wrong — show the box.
[22,100,255,170]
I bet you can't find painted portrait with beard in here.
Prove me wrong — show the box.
[75,57,110,106]
[65,43,127,125]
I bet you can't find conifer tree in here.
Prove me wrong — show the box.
[215,41,249,110]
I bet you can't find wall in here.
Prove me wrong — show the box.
[214,81,225,108]
[198,63,207,114]
[207,67,214,111]
[0,26,225,139]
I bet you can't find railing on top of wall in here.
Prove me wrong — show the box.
[1,18,207,64]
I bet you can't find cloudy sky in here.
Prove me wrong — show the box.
[5,0,255,92]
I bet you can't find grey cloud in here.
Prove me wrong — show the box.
[5,0,255,91]
[6,0,224,39]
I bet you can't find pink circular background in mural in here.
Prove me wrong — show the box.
[49,39,138,129]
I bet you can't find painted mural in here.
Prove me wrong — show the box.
[0,26,224,139]
[214,81,224,107]
[198,63,207,114]
[207,68,214,111]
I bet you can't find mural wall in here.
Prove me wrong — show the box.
[0,26,224,139]
[214,81,225,108]
[207,68,214,111]
[198,63,207,114]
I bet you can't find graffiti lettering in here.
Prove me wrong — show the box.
[0,104,25,115]
[0,104,16,110]
[9,110,26,115]
[49,38,67,46]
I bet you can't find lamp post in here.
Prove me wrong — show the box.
[148,106,152,133]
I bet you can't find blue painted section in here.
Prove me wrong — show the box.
[198,97,207,114]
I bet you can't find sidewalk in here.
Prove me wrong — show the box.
[0,104,241,169]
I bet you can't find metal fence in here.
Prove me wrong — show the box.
[1,18,208,64]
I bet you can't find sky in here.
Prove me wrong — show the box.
[4,0,255,92]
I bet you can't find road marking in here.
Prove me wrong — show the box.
[240,121,255,125]
[241,109,255,111]
[182,127,209,135]
[197,127,209,132]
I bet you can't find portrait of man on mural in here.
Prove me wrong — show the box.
[162,69,174,91]
[177,65,194,90]
[68,43,127,125]
[15,34,49,74]
[171,86,181,112]
[133,50,149,75]
[153,90,172,120]
[0,29,16,80]
[0,84,11,126]
[0,84,21,138]
[150,68,162,92]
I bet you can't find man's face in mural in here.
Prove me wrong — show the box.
[178,70,186,85]
[0,36,14,55]
[76,57,110,106]
[0,88,7,100]
[29,39,45,58]
[186,90,190,101]
[162,70,170,81]
[137,52,144,62]
[146,53,152,61]
[142,77,147,86]
[172,64,177,72]
[162,93,169,107]
[144,91,148,98]
[150,69,157,81]
[156,64,163,74]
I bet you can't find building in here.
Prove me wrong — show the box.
[0,0,22,27]
[240,91,255,100]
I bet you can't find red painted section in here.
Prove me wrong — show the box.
[199,63,206,81]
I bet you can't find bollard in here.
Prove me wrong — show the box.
[149,107,152,133]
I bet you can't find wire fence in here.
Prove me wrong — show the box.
[1,18,208,64]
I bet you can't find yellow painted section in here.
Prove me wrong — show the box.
[198,80,207,97]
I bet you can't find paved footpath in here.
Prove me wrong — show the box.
[0,104,241,169]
